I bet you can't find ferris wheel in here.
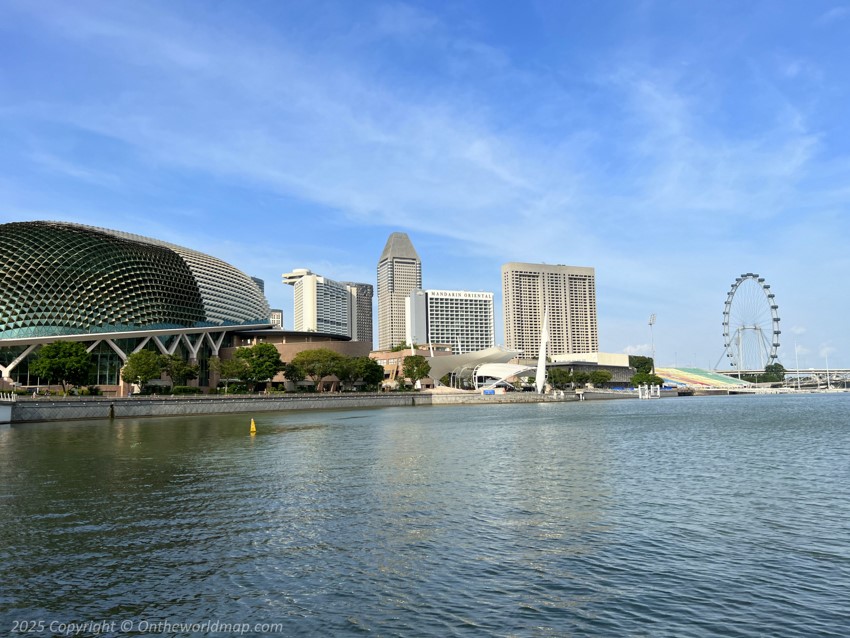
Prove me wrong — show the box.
[717,273,781,372]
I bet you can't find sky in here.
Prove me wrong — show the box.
[2,0,849,369]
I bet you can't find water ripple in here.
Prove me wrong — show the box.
[1,396,849,636]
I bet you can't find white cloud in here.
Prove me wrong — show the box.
[819,345,837,358]
[623,344,651,356]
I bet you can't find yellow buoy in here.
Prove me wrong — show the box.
[250,418,256,435]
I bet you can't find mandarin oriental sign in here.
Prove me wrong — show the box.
[428,290,493,300]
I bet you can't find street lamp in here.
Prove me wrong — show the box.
[794,339,801,391]
[825,351,831,390]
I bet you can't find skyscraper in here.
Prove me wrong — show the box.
[377,232,421,350]
[341,282,374,347]
[502,262,598,358]
[282,269,372,343]
[406,289,495,354]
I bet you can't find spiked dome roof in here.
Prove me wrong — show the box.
[0,221,270,339]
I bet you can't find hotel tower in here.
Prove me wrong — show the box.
[502,262,598,358]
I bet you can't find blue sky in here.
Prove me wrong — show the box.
[2,0,849,369]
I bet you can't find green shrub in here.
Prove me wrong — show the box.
[172,386,202,395]
[140,385,171,396]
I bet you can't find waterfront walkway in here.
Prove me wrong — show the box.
[9,391,575,424]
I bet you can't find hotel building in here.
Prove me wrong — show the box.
[502,262,598,358]
[282,269,373,344]
[406,289,495,354]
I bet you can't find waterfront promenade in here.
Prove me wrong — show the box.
[8,391,577,424]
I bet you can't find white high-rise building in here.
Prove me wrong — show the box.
[502,262,598,358]
[282,269,372,342]
[406,289,495,354]
[377,232,421,351]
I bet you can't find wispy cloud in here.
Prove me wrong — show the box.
[27,151,121,188]
[815,6,850,26]
[2,1,848,365]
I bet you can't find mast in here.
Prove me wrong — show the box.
[535,306,549,393]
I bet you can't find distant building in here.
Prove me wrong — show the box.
[269,309,283,329]
[502,262,598,358]
[377,232,421,350]
[341,282,374,347]
[282,269,372,343]
[406,289,495,354]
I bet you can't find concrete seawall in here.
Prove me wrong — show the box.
[10,392,579,423]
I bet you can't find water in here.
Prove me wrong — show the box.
[1,394,848,636]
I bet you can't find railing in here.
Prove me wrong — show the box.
[0,392,17,403]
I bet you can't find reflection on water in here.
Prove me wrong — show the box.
[1,396,849,636]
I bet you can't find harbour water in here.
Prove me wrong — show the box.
[1,394,848,636]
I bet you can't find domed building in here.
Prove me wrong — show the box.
[0,221,271,391]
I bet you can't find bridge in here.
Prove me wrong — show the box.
[714,368,850,390]
[715,368,850,376]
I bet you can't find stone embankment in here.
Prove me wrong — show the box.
[9,391,578,424]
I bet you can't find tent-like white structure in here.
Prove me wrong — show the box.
[471,363,537,390]
[426,346,520,385]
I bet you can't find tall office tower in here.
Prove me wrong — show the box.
[377,232,421,350]
[341,282,374,347]
[250,277,265,294]
[502,262,598,358]
[406,289,495,354]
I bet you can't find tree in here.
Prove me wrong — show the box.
[159,354,199,387]
[234,343,285,391]
[572,371,590,387]
[121,350,163,392]
[334,356,383,391]
[209,355,250,393]
[391,341,417,352]
[353,357,385,391]
[402,355,431,389]
[335,357,359,391]
[282,362,306,387]
[291,348,345,392]
[547,367,572,389]
[762,363,787,383]
[629,355,655,375]
[630,372,664,387]
[589,370,613,387]
[29,341,94,394]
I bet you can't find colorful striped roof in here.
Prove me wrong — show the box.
[656,367,751,387]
